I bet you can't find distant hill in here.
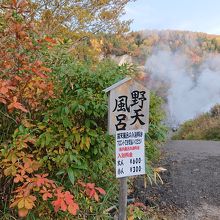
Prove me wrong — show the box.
[104,30,220,66]
[103,30,220,96]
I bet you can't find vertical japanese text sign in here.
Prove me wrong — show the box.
[104,77,150,178]
[104,77,149,135]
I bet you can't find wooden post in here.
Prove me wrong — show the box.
[118,177,127,220]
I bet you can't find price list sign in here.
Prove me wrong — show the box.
[116,129,145,178]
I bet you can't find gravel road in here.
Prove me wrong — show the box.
[135,140,220,220]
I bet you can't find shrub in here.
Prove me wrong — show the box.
[173,104,220,140]
[146,93,167,161]
[0,1,167,219]
[1,57,167,218]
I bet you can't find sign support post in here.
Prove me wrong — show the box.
[118,177,127,220]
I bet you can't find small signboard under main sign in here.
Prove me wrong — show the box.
[116,129,145,178]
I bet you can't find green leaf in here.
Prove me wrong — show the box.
[85,136,90,149]
[88,129,98,137]
[56,170,65,176]
[75,133,81,144]
[71,164,88,170]
[65,140,71,149]
[62,116,72,128]
[71,102,78,113]
[45,133,51,145]
[67,167,75,185]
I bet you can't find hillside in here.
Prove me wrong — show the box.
[104,30,220,98]
[104,30,220,65]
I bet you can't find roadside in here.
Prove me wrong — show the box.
[134,140,220,219]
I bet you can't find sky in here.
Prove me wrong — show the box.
[123,0,220,34]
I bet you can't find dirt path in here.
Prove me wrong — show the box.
[135,140,220,220]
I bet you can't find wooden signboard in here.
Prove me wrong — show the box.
[104,77,149,135]
[104,77,150,220]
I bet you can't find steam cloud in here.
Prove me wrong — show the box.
[145,50,220,125]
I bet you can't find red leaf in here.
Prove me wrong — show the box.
[12,0,17,7]
[34,60,43,66]
[8,98,28,113]
[17,0,28,8]
[60,200,67,211]
[14,174,24,183]
[18,208,28,217]
[87,188,95,198]
[64,191,74,204]
[54,187,64,198]
[44,37,56,44]
[41,66,52,73]
[0,98,7,104]
[14,75,22,81]
[34,174,49,187]
[52,198,62,212]
[0,87,8,95]
[68,203,79,215]
[32,68,47,78]
[86,183,95,189]
[95,187,106,195]
[10,198,20,208]
[93,192,99,202]
[33,71,47,79]
[42,192,52,201]
[78,180,86,187]
[133,202,146,208]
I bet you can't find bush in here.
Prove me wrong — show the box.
[146,93,167,161]
[0,2,167,218]
[0,57,130,218]
[173,105,220,140]
[0,56,167,219]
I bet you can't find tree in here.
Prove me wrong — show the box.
[0,0,54,115]
[135,33,143,47]
[30,0,135,37]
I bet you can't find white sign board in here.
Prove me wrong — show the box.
[105,78,149,135]
[116,129,145,178]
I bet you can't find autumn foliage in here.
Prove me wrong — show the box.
[0,0,54,114]
[1,123,81,217]
[0,1,107,218]
[1,1,167,219]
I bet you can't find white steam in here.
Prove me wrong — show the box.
[146,50,220,125]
